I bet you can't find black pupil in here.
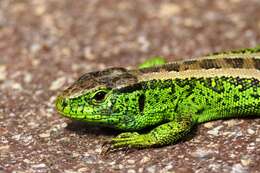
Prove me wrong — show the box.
[94,91,106,101]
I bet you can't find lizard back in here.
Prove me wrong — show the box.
[126,54,260,123]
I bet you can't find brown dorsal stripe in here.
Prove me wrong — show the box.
[135,55,260,82]
[136,56,260,76]
[254,58,260,69]
[138,68,260,81]
[224,58,244,68]
[163,63,181,72]
[199,59,222,69]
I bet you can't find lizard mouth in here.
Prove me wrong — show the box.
[55,95,120,126]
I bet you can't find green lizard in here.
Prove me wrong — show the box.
[55,46,260,150]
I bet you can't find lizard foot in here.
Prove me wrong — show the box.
[101,132,152,155]
[110,132,154,149]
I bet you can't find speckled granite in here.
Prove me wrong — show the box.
[0,0,259,172]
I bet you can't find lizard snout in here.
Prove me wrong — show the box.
[55,95,68,114]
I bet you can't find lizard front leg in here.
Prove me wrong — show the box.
[107,114,195,150]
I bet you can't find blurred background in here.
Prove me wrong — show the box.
[0,0,260,172]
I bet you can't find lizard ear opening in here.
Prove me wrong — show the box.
[138,94,145,113]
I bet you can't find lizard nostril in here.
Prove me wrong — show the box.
[56,96,67,111]
[61,98,67,107]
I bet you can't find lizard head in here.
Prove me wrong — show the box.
[55,67,147,130]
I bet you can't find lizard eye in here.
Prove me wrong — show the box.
[92,90,107,103]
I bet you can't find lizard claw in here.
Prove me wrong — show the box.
[101,139,131,156]
[100,132,142,155]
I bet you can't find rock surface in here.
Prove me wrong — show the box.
[0,0,260,172]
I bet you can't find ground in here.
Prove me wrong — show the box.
[0,0,260,173]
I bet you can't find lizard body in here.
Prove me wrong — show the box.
[56,46,260,149]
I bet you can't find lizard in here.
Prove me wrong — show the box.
[55,46,260,150]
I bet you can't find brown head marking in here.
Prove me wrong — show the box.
[61,67,138,98]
